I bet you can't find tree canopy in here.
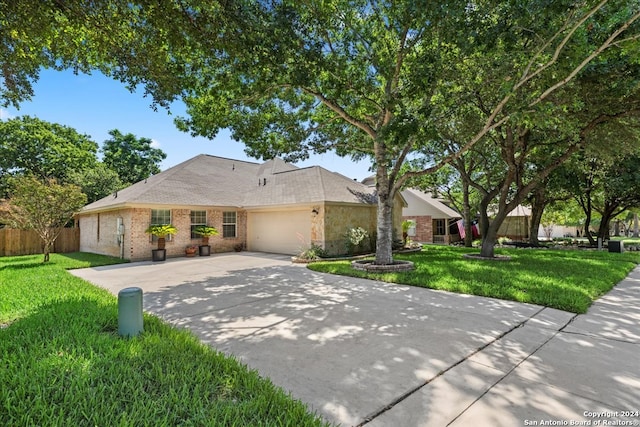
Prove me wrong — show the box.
[1,176,87,262]
[67,162,124,203]
[0,115,98,196]
[101,129,166,185]
[2,1,640,262]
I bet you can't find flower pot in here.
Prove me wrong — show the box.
[199,245,211,256]
[152,249,166,262]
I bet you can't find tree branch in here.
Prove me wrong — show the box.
[531,7,640,106]
[301,87,378,139]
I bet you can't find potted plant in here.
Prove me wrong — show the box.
[402,220,412,246]
[193,225,219,256]
[185,245,198,257]
[145,224,177,261]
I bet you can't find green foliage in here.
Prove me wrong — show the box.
[2,1,639,265]
[0,116,98,196]
[298,244,328,261]
[193,225,219,237]
[308,246,640,314]
[2,176,87,262]
[102,129,166,185]
[497,237,513,245]
[67,162,124,203]
[144,224,177,237]
[0,253,330,426]
[345,226,369,255]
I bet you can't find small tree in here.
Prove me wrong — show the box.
[345,227,369,255]
[1,176,87,262]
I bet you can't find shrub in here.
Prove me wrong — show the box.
[345,227,369,255]
[298,244,328,260]
[497,236,513,245]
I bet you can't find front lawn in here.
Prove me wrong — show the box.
[0,253,329,426]
[308,246,640,313]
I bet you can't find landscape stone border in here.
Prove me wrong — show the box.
[463,253,512,261]
[291,247,423,264]
[351,259,415,272]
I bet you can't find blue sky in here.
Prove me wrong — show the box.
[0,69,374,181]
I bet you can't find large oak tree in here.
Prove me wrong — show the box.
[2,0,639,263]
[102,129,166,185]
[0,115,98,196]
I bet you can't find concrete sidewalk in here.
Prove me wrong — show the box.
[71,253,640,426]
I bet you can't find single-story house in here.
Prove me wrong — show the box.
[77,154,404,260]
[400,188,462,244]
[497,205,531,241]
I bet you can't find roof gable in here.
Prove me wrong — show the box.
[402,189,461,218]
[81,154,375,213]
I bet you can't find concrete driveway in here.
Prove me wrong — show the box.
[70,252,640,426]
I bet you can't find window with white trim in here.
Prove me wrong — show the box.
[190,210,207,239]
[222,211,237,238]
[150,209,172,241]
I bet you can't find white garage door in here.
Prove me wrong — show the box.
[248,210,311,254]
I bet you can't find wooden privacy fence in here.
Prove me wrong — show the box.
[0,228,80,257]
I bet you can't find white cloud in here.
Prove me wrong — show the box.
[0,108,15,120]
[150,138,161,148]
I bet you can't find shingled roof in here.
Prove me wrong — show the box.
[81,154,375,213]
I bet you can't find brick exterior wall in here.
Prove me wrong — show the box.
[402,215,433,243]
[79,209,133,258]
[79,197,403,259]
[80,207,247,261]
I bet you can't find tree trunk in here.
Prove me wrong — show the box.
[462,180,474,247]
[634,213,639,238]
[597,205,618,242]
[43,242,51,262]
[529,188,545,246]
[477,197,495,257]
[480,229,498,257]
[480,211,509,257]
[598,218,611,242]
[584,209,595,246]
[375,164,394,265]
[477,190,512,257]
[529,208,543,246]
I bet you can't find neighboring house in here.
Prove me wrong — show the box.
[77,154,404,260]
[497,205,531,241]
[400,189,462,244]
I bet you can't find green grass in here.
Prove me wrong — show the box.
[0,253,329,427]
[308,246,640,314]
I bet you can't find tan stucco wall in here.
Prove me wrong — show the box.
[319,194,404,256]
[323,203,377,255]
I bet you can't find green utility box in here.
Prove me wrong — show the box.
[118,287,143,337]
